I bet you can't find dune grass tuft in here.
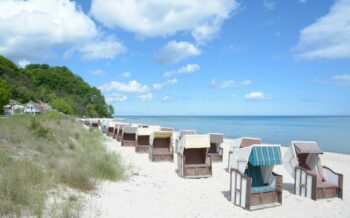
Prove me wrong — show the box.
[0,112,124,217]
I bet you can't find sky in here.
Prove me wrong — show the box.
[0,0,350,116]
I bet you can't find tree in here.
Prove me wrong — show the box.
[51,98,74,115]
[0,79,10,113]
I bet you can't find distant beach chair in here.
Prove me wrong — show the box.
[89,119,99,129]
[228,137,262,171]
[101,119,109,133]
[284,141,343,200]
[121,126,138,147]
[175,130,197,153]
[208,133,224,162]
[161,127,174,131]
[229,144,283,210]
[112,123,121,139]
[135,125,160,153]
[177,134,212,178]
[117,124,129,142]
[149,131,174,161]
[107,121,116,137]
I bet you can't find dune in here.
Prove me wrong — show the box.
[82,134,350,218]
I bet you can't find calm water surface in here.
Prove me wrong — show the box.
[119,116,350,154]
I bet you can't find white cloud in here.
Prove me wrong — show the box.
[138,93,153,102]
[0,0,98,60]
[99,80,149,93]
[153,78,178,90]
[155,41,201,64]
[106,94,127,103]
[211,79,252,88]
[90,0,238,43]
[161,96,171,102]
[92,69,103,76]
[121,72,131,78]
[18,60,30,68]
[164,64,200,77]
[295,0,350,59]
[244,92,271,100]
[66,37,126,60]
[263,0,275,10]
[332,74,350,85]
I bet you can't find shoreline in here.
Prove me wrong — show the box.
[81,128,350,218]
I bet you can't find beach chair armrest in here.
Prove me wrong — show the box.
[272,172,283,191]
[322,166,343,188]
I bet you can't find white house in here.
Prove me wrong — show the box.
[24,100,40,114]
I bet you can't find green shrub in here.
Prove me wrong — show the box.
[28,118,50,138]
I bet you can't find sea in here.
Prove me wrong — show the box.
[118,116,350,154]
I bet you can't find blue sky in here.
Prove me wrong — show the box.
[1,0,350,115]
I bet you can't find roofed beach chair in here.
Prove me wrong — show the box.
[175,130,197,153]
[230,144,283,210]
[121,126,138,147]
[112,123,121,139]
[136,125,160,153]
[89,119,99,129]
[107,121,116,137]
[101,119,109,134]
[117,124,129,142]
[161,127,174,131]
[208,133,224,162]
[149,131,174,161]
[177,134,212,178]
[228,137,262,171]
[284,141,343,200]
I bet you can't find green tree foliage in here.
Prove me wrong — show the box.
[0,79,10,113]
[0,55,113,117]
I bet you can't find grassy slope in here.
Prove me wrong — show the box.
[0,112,124,217]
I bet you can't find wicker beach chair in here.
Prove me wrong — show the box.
[135,125,160,153]
[177,134,212,178]
[149,131,174,161]
[121,126,138,147]
[208,133,224,162]
[107,121,116,137]
[284,141,343,200]
[117,124,129,142]
[89,119,99,129]
[175,130,197,153]
[230,144,283,210]
[228,137,262,171]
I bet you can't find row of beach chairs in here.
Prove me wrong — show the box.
[81,118,343,210]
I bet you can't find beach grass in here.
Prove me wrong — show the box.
[0,112,124,217]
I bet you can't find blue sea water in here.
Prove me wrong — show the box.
[119,116,350,154]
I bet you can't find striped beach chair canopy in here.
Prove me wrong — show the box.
[292,141,322,154]
[248,146,282,166]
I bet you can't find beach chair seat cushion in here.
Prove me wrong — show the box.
[251,184,275,193]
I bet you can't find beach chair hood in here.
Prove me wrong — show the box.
[123,126,137,134]
[283,141,323,178]
[151,131,173,144]
[230,144,282,184]
[179,130,197,139]
[178,134,210,154]
[137,125,161,136]
[229,137,262,153]
[209,133,224,145]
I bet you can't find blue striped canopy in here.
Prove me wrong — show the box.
[248,146,282,166]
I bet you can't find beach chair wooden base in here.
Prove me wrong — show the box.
[122,140,136,147]
[150,152,174,162]
[208,153,223,162]
[107,132,114,137]
[90,123,98,128]
[230,168,282,210]
[136,136,150,153]
[135,145,149,153]
[177,150,212,178]
[295,166,343,201]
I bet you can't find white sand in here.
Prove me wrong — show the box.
[82,135,350,218]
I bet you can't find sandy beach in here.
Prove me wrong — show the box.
[80,133,350,218]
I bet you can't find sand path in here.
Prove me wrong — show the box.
[82,135,350,218]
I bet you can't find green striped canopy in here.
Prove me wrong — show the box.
[248,146,282,166]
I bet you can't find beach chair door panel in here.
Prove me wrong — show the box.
[295,168,313,199]
[230,170,247,208]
